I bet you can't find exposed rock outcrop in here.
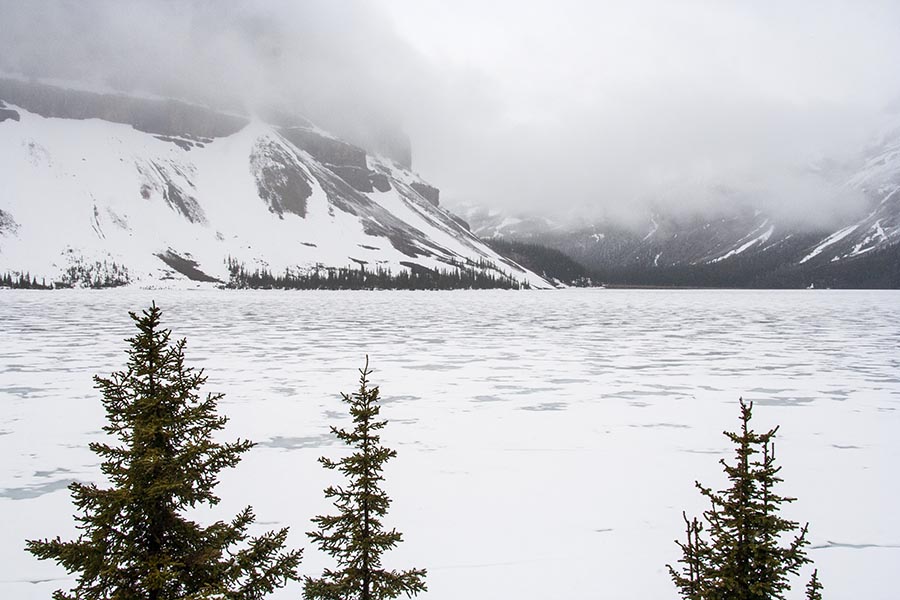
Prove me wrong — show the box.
[0,209,19,235]
[250,138,313,217]
[370,172,392,193]
[0,78,247,138]
[0,99,19,123]
[411,182,440,206]
[280,128,368,169]
[0,80,552,289]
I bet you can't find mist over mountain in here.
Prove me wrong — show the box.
[2,1,900,288]
[4,0,900,231]
[389,0,900,229]
[0,78,550,289]
[464,128,900,288]
[0,0,423,166]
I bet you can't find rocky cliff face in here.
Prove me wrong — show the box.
[0,79,549,289]
[410,183,440,206]
[0,78,248,138]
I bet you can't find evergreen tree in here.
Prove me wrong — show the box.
[670,512,712,600]
[805,570,823,600]
[224,256,525,290]
[26,303,301,599]
[668,399,815,600]
[304,358,426,600]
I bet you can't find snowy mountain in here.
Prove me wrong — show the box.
[0,79,550,289]
[464,136,900,287]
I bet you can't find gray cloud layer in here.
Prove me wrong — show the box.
[3,0,900,229]
[0,0,423,145]
[388,0,900,228]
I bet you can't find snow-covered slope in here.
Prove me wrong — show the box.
[465,134,900,286]
[0,80,550,289]
[814,134,900,263]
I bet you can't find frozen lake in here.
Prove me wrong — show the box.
[1,288,898,599]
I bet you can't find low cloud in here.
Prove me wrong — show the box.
[0,0,424,142]
[3,0,899,230]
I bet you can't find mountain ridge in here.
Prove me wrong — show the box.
[0,79,551,289]
[461,136,900,288]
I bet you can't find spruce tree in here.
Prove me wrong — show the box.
[805,570,823,600]
[304,358,426,600]
[668,398,815,600]
[26,303,301,599]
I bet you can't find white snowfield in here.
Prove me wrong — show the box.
[809,135,900,264]
[799,224,860,264]
[0,106,549,289]
[1,289,898,600]
[709,221,774,263]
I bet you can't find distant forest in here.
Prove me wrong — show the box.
[485,238,593,286]
[0,257,532,291]
[6,240,896,290]
[593,242,900,289]
[485,236,900,289]
[225,257,530,290]
[0,272,51,289]
[0,259,130,289]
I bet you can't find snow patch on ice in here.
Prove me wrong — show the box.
[0,289,897,600]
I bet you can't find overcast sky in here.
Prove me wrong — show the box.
[3,1,900,228]
[382,0,900,227]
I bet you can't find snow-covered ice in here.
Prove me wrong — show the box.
[1,289,898,599]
